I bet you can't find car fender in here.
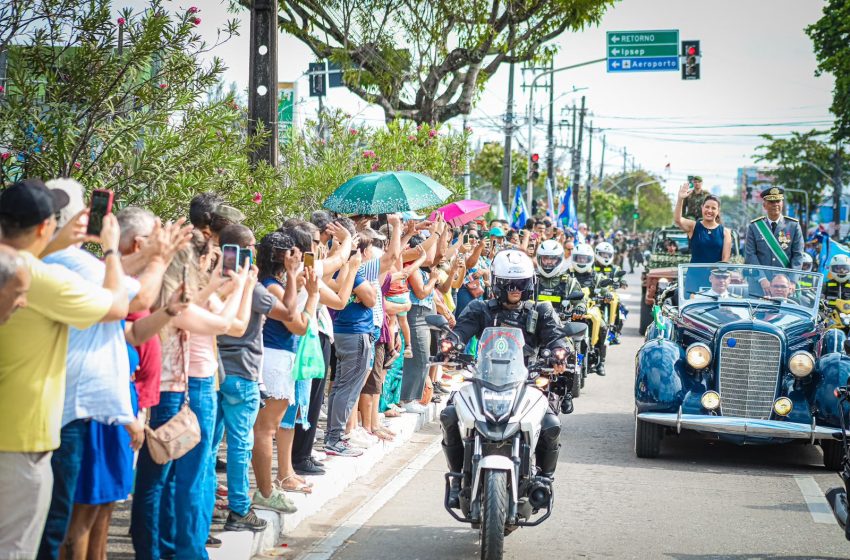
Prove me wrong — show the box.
[814,352,850,427]
[635,338,685,412]
[645,316,674,341]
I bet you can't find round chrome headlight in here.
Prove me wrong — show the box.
[788,351,814,378]
[686,343,712,369]
[700,390,721,411]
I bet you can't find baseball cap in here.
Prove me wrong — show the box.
[0,178,70,227]
[211,204,245,223]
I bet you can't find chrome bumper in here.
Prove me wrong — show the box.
[638,412,848,441]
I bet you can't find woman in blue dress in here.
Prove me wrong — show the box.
[674,182,732,297]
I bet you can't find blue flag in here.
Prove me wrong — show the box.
[818,231,850,274]
[558,186,578,231]
[510,185,528,229]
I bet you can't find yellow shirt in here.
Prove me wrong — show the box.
[0,251,112,452]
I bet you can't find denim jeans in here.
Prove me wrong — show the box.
[219,375,260,516]
[130,391,183,560]
[37,419,89,560]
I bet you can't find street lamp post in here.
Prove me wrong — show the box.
[525,57,607,212]
[632,180,659,234]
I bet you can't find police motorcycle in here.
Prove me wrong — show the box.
[593,241,628,344]
[534,239,592,398]
[571,243,614,376]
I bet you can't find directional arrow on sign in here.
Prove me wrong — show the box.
[612,61,620,68]
[611,48,621,55]
[611,36,620,43]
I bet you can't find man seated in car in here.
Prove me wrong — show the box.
[693,268,733,299]
[768,273,795,302]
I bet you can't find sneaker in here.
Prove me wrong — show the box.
[319,404,328,421]
[433,381,450,394]
[252,488,297,514]
[294,457,326,476]
[354,427,379,443]
[314,427,325,440]
[206,535,222,548]
[324,440,364,457]
[312,451,328,463]
[224,508,268,532]
[344,430,375,449]
[402,401,427,414]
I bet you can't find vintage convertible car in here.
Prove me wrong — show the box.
[634,263,850,469]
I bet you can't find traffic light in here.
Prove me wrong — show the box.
[743,174,752,201]
[529,153,540,181]
[633,211,640,220]
[681,40,700,80]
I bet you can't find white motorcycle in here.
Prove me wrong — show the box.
[427,316,579,559]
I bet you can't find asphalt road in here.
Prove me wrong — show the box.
[292,270,850,560]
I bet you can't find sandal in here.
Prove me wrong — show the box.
[384,408,402,418]
[371,428,394,442]
[293,473,314,488]
[276,475,313,494]
[377,425,397,437]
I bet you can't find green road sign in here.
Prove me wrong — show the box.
[607,44,677,58]
[606,30,679,48]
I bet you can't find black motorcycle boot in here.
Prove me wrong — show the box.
[535,417,561,479]
[596,343,607,376]
[442,442,465,509]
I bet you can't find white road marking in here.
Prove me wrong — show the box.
[299,436,444,560]
[794,475,837,525]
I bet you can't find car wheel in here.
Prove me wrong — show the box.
[634,414,663,458]
[822,440,844,472]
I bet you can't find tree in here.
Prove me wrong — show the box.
[576,188,627,231]
[754,130,839,213]
[807,0,850,141]
[589,170,671,232]
[0,1,287,233]
[273,110,468,225]
[236,0,614,123]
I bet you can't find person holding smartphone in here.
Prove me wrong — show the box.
[682,175,708,220]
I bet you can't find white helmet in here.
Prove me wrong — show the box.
[595,241,615,266]
[536,239,566,278]
[492,249,536,303]
[831,254,850,282]
[572,243,595,274]
[801,252,813,272]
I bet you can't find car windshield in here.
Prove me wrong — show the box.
[475,327,527,387]
[677,263,823,315]
[655,231,690,254]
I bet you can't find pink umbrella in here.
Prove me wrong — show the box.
[430,199,491,227]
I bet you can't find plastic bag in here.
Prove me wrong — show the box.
[293,318,325,381]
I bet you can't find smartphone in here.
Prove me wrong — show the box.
[221,244,240,273]
[303,251,315,268]
[687,175,695,189]
[86,189,114,236]
[463,234,470,245]
[531,232,539,240]
[239,247,253,268]
[181,265,190,303]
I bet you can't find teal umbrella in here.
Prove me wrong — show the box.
[323,171,452,215]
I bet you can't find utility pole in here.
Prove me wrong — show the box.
[501,62,515,209]
[622,147,627,175]
[585,123,594,226]
[598,135,606,181]
[546,60,556,195]
[571,96,586,217]
[247,0,279,167]
[834,144,843,239]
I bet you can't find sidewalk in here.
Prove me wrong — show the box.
[105,400,443,559]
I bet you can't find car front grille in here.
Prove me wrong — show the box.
[718,331,781,419]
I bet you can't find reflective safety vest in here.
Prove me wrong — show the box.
[825,280,850,306]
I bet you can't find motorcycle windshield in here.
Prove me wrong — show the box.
[475,327,528,388]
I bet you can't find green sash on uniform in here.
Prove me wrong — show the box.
[753,219,790,268]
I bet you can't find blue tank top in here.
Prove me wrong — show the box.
[260,277,298,353]
[409,269,433,308]
[689,221,724,264]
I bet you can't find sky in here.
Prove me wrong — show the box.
[131,0,836,198]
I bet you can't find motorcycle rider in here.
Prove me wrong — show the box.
[824,254,850,311]
[593,241,625,344]
[535,239,584,319]
[440,250,564,508]
[572,243,611,375]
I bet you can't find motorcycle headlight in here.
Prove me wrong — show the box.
[788,351,814,378]
[686,343,712,369]
[481,388,517,421]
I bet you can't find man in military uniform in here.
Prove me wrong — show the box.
[682,175,708,220]
[744,186,804,295]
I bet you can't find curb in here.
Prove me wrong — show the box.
[208,403,440,560]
